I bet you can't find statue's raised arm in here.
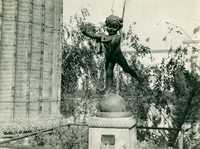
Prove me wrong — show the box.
[80,22,102,40]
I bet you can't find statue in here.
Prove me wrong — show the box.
[80,15,141,95]
[82,17,139,149]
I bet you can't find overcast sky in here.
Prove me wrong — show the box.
[63,0,200,50]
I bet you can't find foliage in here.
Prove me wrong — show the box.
[118,28,200,148]
[99,140,168,149]
[134,140,168,149]
[28,126,88,149]
[151,46,200,148]
[120,26,200,148]
[60,93,77,118]
[61,8,104,118]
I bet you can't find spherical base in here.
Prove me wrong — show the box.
[99,93,126,112]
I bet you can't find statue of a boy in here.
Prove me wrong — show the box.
[80,15,141,94]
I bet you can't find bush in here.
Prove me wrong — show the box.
[134,140,167,149]
[29,125,88,149]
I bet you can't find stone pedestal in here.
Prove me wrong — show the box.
[87,116,137,149]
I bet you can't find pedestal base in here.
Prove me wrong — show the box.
[87,116,137,149]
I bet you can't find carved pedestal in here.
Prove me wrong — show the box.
[87,115,137,149]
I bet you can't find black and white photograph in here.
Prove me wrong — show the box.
[0,0,200,148]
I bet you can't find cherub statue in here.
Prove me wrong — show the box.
[80,15,141,94]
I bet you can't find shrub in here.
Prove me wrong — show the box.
[29,125,88,149]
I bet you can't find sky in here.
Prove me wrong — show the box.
[63,0,200,50]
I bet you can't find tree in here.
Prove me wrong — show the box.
[61,8,105,120]
[162,47,200,148]
[117,25,200,148]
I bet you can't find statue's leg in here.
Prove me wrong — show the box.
[105,61,115,94]
[117,53,140,82]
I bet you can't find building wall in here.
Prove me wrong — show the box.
[0,0,63,122]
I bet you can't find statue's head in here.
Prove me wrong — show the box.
[105,15,123,35]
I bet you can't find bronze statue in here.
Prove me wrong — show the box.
[80,15,141,94]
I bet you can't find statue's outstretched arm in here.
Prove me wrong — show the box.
[80,22,101,40]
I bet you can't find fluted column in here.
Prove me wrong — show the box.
[0,0,62,122]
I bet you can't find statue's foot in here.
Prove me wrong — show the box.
[96,51,103,54]
[104,89,115,96]
[104,91,110,96]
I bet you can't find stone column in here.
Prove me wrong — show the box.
[0,0,62,123]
